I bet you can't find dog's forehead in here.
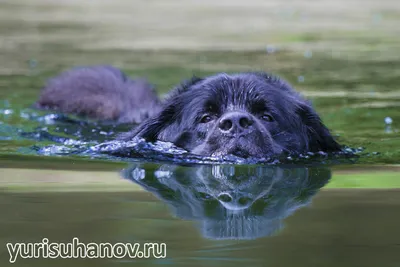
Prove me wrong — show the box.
[201,73,260,91]
[193,73,284,105]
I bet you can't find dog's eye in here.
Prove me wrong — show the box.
[196,192,213,200]
[261,113,274,122]
[200,114,213,123]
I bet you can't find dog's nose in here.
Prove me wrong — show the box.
[218,111,254,135]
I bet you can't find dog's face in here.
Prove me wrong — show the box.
[128,72,341,157]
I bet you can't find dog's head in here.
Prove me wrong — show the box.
[127,72,341,157]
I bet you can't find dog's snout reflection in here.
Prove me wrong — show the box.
[217,192,253,211]
[122,163,331,240]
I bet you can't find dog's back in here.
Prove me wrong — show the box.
[35,66,161,124]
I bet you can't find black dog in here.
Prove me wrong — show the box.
[35,66,161,124]
[35,66,341,158]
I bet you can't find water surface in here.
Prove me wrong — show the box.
[1,161,400,267]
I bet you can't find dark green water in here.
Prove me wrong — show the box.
[0,161,399,266]
[1,163,400,267]
[1,48,400,164]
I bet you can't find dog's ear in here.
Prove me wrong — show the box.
[253,71,341,152]
[119,103,176,141]
[119,76,204,142]
[297,101,341,152]
[163,76,203,101]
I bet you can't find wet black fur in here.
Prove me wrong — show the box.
[121,72,341,157]
[36,66,341,158]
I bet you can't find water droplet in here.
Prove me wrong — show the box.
[20,111,30,119]
[155,170,172,179]
[318,151,328,156]
[2,109,13,115]
[131,167,145,180]
[384,117,393,133]
[266,45,277,54]
[304,50,312,58]
[369,89,375,96]
[384,117,393,125]
[28,59,38,68]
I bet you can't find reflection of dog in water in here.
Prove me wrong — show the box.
[123,164,331,240]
